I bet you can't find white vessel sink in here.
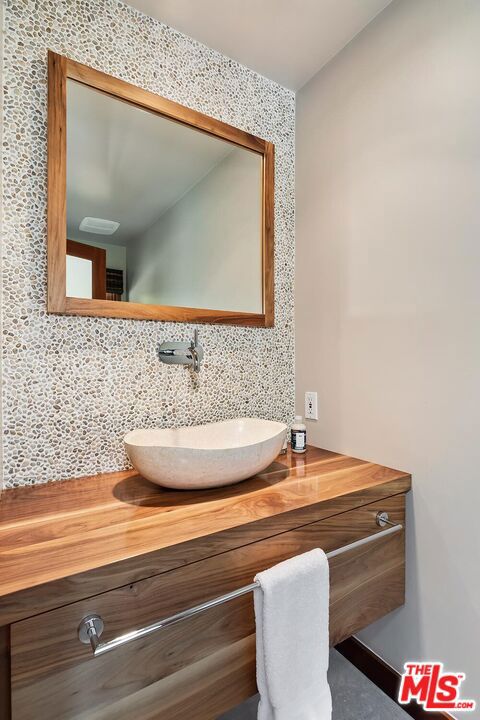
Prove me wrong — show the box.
[124,417,287,490]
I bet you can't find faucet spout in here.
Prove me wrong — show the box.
[189,330,201,372]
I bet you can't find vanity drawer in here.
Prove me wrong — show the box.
[10,494,405,720]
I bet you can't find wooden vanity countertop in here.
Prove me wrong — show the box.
[0,446,411,622]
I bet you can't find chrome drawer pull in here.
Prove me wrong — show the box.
[78,519,403,657]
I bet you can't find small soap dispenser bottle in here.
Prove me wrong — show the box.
[291,415,307,454]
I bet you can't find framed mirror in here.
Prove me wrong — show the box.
[47,51,274,327]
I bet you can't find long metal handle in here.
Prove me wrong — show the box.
[78,516,402,657]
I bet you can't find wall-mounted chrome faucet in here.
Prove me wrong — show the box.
[158,330,204,372]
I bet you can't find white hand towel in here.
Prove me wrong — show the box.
[254,548,332,720]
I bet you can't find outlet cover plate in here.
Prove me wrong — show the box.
[305,391,318,420]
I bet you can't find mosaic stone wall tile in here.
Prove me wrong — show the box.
[1,0,295,488]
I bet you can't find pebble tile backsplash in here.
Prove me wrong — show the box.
[1,0,295,487]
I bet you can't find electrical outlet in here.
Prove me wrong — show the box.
[305,391,318,420]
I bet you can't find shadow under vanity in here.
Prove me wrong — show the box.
[0,447,411,719]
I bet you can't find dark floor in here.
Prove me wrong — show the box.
[219,649,410,720]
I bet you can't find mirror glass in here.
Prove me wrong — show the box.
[66,80,264,313]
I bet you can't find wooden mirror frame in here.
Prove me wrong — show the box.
[47,51,274,327]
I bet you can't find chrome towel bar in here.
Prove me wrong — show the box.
[78,515,403,657]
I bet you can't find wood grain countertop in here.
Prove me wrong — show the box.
[0,446,411,624]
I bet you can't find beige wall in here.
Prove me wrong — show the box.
[296,0,480,700]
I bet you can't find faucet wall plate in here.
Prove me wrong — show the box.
[157,341,203,366]
[158,331,204,371]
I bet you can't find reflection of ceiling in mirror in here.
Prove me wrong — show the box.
[66,80,243,247]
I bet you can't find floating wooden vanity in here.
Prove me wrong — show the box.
[0,446,411,720]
